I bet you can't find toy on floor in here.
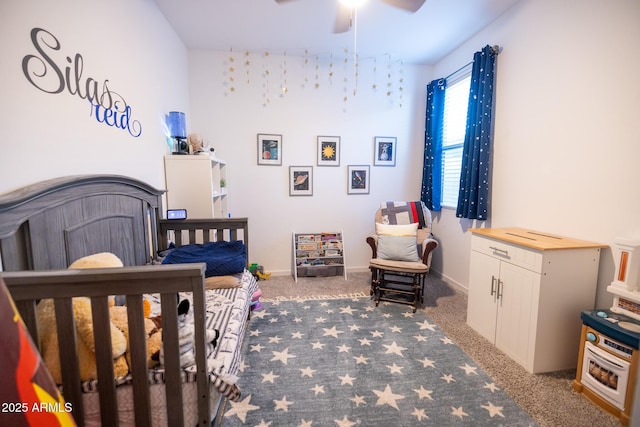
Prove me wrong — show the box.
[250,289,263,311]
[249,263,271,280]
[256,270,271,280]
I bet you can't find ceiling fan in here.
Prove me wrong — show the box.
[275,0,427,33]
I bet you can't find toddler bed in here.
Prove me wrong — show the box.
[0,175,255,427]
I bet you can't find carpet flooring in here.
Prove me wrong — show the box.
[242,272,623,427]
[222,297,538,426]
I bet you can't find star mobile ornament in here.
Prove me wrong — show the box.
[372,57,378,91]
[386,54,393,97]
[228,47,236,93]
[398,61,404,107]
[281,51,288,96]
[262,50,271,106]
[244,50,251,84]
[314,55,320,89]
[342,48,349,101]
[302,49,309,87]
[329,53,334,84]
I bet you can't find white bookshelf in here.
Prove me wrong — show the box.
[163,154,228,219]
[292,231,347,282]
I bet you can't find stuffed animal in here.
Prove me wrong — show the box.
[38,252,131,384]
[109,305,163,370]
[69,252,168,370]
[187,133,204,154]
[158,299,220,369]
[68,251,123,270]
[37,297,129,384]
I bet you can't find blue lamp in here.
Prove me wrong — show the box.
[167,111,188,154]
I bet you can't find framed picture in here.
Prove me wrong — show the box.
[289,166,313,196]
[347,165,370,194]
[257,134,282,165]
[373,136,397,166]
[317,135,340,166]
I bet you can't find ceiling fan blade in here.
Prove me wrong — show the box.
[333,3,353,33]
[380,0,426,13]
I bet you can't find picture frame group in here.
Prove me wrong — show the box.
[257,133,394,196]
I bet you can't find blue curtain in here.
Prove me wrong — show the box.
[420,79,446,211]
[456,45,497,220]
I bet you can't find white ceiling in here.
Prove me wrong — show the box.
[153,0,521,64]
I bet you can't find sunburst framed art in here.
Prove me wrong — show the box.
[317,135,340,166]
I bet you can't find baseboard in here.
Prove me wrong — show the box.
[346,266,371,274]
[269,266,372,277]
[429,269,468,294]
[269,269,295,277]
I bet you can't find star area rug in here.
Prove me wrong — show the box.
[221,297,538,426]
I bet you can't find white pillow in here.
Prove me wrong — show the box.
[375,223,420,262]
[375,222,418,237]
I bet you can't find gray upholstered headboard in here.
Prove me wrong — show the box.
[0,175,164,271]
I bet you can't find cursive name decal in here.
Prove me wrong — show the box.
[22,27,142,138]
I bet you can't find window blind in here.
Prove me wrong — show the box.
[441,74,471,208]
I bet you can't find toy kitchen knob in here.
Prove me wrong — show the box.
[586,332,597,342]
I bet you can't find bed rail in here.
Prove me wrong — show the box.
[2,263,210,427]
[159,218,249,261]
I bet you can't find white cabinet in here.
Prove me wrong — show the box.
[163,154,228,219]
[466,228,606,373]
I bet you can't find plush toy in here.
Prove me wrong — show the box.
[37,252,166,384]
[68,251,123,270]
[187,133,204,154]
[38,252,131,384]
[37,297,129,384]
[109,305,163,370]
[158,299,220,369]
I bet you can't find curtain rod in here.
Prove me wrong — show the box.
[444,61,473,81]
[443,44,501,81]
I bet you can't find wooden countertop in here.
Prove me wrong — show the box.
[469,227,607,251]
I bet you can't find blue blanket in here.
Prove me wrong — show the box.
[161,241,247,277]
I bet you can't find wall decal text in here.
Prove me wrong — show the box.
[22,27,142,138]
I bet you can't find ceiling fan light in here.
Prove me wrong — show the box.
[339,0,368,8]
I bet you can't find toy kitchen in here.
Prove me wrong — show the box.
[574,238,640,425]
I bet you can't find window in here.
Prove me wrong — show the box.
[441,74,471,208]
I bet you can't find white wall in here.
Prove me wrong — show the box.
[430,0,640,308]
[0,0,189,192]
[4,0,636,308]
[188,50,432,274]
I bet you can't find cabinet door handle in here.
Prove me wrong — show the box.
[489,246,509,257]
[497,279,504,300]
[490,276,497,296]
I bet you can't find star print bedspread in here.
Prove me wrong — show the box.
[80,269,258,402]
